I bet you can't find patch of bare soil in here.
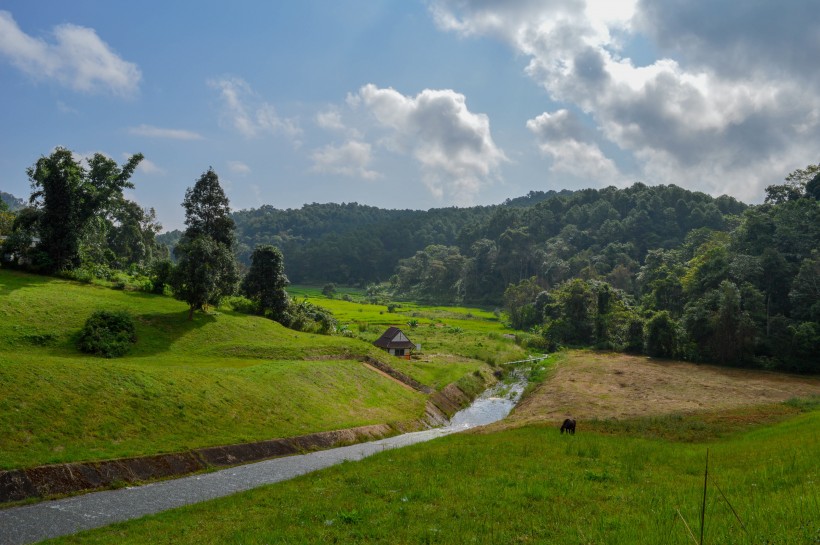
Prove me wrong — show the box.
[502,351,820,428]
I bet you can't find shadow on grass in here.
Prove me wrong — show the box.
[0,267,54,295]
[128,310,217,357]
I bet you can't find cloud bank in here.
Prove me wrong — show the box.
[431,0,820,201]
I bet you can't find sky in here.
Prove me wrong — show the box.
[1,1,818,230]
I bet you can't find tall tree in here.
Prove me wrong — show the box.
[172,236,238,320]
[241,244,290,321]
[25,148,142,272]
[181,168,236,248]
[172,169,238,319]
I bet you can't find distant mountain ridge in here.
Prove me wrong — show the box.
[0,191,25,211]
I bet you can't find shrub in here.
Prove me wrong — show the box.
[225,295,256,314]
[78,310,137,358]
[149,259,174,295]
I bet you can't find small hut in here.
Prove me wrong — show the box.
[373,326,416,358]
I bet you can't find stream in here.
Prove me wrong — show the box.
[0,368,531,545]
[447,367,528,430]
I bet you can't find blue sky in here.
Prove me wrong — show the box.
[1,1,818,230]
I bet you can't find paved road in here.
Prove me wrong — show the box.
[0,376,525,545]
[0,427,456,545]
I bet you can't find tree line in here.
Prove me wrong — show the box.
[0,149,330,333]
[500,168,819,373]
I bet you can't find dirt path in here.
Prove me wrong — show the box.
[504,351,820,427]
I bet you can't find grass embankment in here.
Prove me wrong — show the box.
[0,270,510,469]
[46,406,820,544]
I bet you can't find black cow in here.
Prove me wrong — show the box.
[560,418,576,434]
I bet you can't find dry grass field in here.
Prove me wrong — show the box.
[504,351,820,428]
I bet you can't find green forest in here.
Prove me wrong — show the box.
[2,150,818,373]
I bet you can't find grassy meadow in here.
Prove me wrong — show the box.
[0,270,515,469]
[45,405,820,544]
[289,285,531,388]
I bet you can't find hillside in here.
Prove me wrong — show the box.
[0,269,504,470]
[218,184,745,298]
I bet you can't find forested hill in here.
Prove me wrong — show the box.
[231,202,498,285]
[221,189,574,285]
[158,183,746,293]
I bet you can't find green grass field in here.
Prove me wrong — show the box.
[0,270,510,469]
[44,406,819,544]
[290,285,531,375]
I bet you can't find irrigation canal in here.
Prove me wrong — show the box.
[0,371,528,545]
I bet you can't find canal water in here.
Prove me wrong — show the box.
[447,368,528,429]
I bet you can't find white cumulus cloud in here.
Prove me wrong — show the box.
[0,10,141,96]
[311,140,380,180]
[351,84,507,203]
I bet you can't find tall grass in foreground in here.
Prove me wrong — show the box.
[49,409,819,544]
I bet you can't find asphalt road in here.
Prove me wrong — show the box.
[0,376,524,545]
[0,427,454,545]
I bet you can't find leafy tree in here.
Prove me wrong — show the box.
[26,148,143,272]
[241,245,290,321]
[284,299,337,334]
[0,199,15,237]
[789,254,820,321]
[149,259,174,295]
[646,311,678,358]
[765,163,819,204]
[106,200,165,268]
[172,236,238,319]
[322,283,337,298]
[503,276,543,330]
[560,279,597,345]
[172,169,239,319]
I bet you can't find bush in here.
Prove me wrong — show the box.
[149,259,174,295]
[78,310,137,358]
[225,295,256,314]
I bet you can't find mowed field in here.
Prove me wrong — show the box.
[505,350,820,428]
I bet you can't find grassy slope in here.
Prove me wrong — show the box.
[1,270,512,469]
[289,286,530,388]
[46,408,819,545]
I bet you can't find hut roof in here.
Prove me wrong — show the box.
[373,326,415,349]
